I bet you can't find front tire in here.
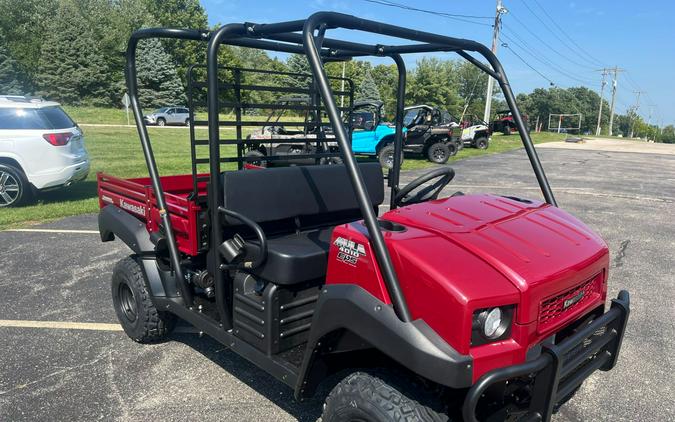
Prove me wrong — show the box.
[322,371,450,422]
[112,257,175,343]
[377,144,404,169]
[427,142,450,164]
[0,164,30,207]
[156,118,166,127]
[244,150,268,168]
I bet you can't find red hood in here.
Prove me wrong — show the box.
[383,194,609,326]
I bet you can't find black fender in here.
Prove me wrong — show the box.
[98,205,173,298]
[294,284,473,399]
[375,134,395,152]
[98,205,155,254]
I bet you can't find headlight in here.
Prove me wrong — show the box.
[471,306,514,346]
[483,308,504,338]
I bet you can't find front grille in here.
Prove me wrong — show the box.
[539,277,598,329]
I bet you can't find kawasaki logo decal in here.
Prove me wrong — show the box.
[120,199,145,216]
[563,291,585,310]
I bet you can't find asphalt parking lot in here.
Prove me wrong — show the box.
[1,141,674,421]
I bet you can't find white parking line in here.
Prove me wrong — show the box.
[3,229,99,234]
[0,320,123,331]
[0,319,197,333]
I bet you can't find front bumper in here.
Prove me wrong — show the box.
[463,290,630,422]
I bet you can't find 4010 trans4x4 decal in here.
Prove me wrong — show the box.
[333,237,366,266]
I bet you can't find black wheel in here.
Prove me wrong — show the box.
[244,150,267,168]
[112,257,175,343]
[475,137,489,150]
[0,164,30,207]
[426,142,450,164]
[185,118,190,127]
[156,118,166,127]
[322,371,450,422]
[377,144,403,169]
[501,125,511,136]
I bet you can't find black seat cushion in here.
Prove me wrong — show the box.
[248,228,333,285]
[221,163,383,284]
[221,163,384,225]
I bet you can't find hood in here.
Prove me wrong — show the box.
[383,194,609,325]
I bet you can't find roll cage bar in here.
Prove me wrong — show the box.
[125,12,556,327]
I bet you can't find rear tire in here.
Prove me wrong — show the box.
[112,257,175,343]
[0,164,30,207]
[185,118,190,127]
[427,142,450,164]
[378,144,403,169]
[475,137,489,150]
[157,118,166,127]
[502,125,511,136]
[322,371,450,422]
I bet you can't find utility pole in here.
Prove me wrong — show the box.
[595,69,608,136]
[646,104,655,140]
[607,66,625,136]
[482,0,508,124]
[340,61,346,109]
[629,90,644,138]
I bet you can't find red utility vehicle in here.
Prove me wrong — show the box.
[491,110,529,136]
[98,14,629,421]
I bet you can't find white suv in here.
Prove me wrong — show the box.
[0,96,90,207]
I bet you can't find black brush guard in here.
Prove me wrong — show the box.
[463,290,630,422]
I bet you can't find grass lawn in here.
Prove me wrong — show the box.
[0,126,565,230]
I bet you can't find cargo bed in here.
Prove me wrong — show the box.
[97,172,207,255]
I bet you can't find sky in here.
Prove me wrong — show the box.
[200,0,675,125]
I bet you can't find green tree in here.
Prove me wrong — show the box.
[456,61,488,119]
[370,64,398,119]
[284,54,312,89]
[35,0,113,105]
[143,0,209,83]
[407,57,460,114]
[0,0,58,92]
[0,31,24,94]
[660,125,675,143]
[356,70,381,102]
[136,37,185,107]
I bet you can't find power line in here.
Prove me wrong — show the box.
[528,0,606,67]
[507,10,599,70]
[499,39,555,85]
[500,30,596,85]
[362,0,493,26]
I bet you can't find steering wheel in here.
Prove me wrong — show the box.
[394,167,455,207]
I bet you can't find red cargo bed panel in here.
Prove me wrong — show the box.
[97,172,209,256]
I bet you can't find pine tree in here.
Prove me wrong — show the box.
[0,31,23,94]
[35,0,112,104]
[284,54,312,91]
[356,70,381,102]
[136,37,185,107]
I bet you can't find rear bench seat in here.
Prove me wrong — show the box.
[221,163,384,285]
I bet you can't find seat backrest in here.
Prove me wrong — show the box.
[221,163,383,231]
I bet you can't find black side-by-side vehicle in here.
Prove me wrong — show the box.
[98,12,630,422]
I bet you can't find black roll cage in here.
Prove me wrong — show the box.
[125,12,557,327]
